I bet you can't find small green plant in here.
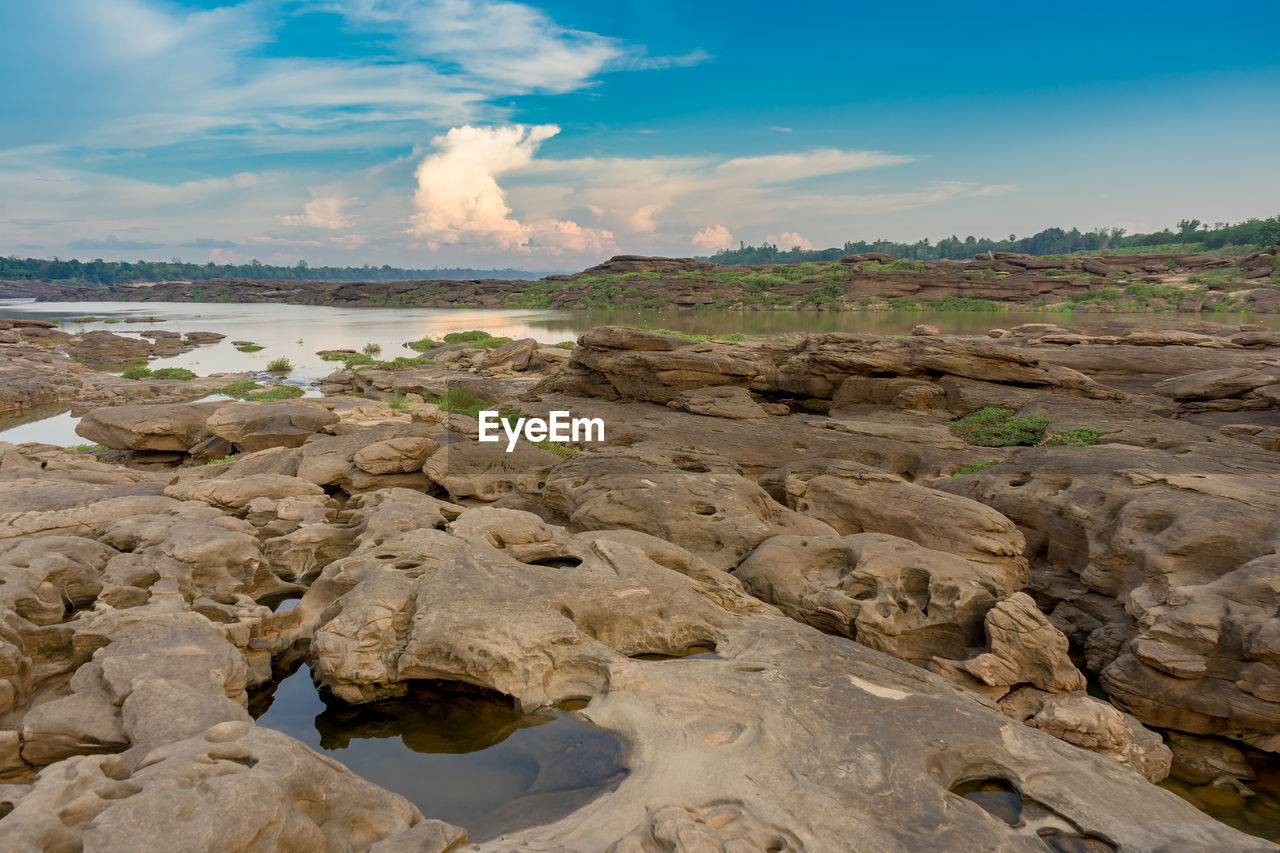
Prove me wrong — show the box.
[552,341,576,349]
[148,367,197,380]
[861,259,928,273]
[208,455,235,465]
[950,407,1051,447]
[266,357,294,372]
[1044,427,1110,446]
[245,385,304,401]
[236,344,264,353]
[406,337,439,352]
[66,316,98,323]
[426,386,492,418]
[103,318,121,324]
[533,439,580,458]
[362,343,382,357]
[887,297,921,310]
[65,443,107,452]
[951,459,1001,477]
[442,330,496,344]
[121,365,151,379]
[212,380,264,397]
[387,391,412,413]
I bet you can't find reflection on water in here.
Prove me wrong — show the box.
[1,299,1274,446]
[252,666,626,841]
[1160,763,1280,843]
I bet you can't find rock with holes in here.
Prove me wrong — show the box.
[0,723,423,852]
[541,443,835,569]
[735,533,1022,662]
[423,440,562,502]
[759,458,1027,571]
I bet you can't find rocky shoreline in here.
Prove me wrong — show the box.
[4,244,1279,313]
[1,313,1280,849]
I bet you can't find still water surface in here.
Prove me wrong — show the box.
[253,666,626,841]
[0,299,1273,446]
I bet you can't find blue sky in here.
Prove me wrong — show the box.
[1,0,1277,269]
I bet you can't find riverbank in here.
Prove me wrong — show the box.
[1,314,1279,847]
[4,247,1278,314]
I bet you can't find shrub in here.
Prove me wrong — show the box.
[406,338,438,352]
[927,296,1003,312]
[148,367,196,380]
[469,335,513,349]
[950,407,1051,447]
[1044,427,1109,446]
[951,459,1001,477]
[442,330,495,344]
[552,341,576,349]
[208,455,235,465]
[121,365,151,379]
[245,385,304,401]
[66,443,106,452]
[862,259,928,273]
[266,357,293,372]
[361,343,382,357]
[887,297,920,310]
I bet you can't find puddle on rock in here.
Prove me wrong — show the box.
[1160,762,1280,843]
[252,665,627,841]
[952,778,1116,851]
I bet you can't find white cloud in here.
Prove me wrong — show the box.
[765,231,814,251]
[282,195,354,230]
[971,184,1019,197]
[691,224,734,251]
[409,124,614,255]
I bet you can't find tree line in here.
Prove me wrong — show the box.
[0,257,538,286]
[705,216,1280,265]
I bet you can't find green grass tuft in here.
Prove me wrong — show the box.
[236,344,264,352]
[266,357,294,372]
[951,459,1001,477]
[245,385,304,401]
[950,407,1051,447]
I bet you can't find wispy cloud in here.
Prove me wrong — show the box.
[67,235,164,251]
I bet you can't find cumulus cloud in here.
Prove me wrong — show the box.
[281,195,354,230]
[765,231,814,251]
[409,124,614,255]
[691,224,734,251]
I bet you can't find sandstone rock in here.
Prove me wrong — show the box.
[75,402,223,451]
[666,385,779,419]
[353,435,440,474]
[911,324,941,336]
[1153,367,1278,400]
[207,400,339,452]
[423,440,561,502]
[736,533,1021,661]
[541,444,835,569]
[480,337,538,372]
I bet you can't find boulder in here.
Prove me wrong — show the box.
[666,385,781,419]
[75,402,223,451]
[206,400,339,452]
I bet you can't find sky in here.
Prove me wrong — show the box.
[1,0,1277,271]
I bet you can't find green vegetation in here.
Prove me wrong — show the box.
[887,297,921,310]
[0,256,539,287]
[66,316,97,323]
[705,215,1280,264]
[211,380,264,397]
[551,341,575,349]
[441,330,513,349]
[405,337,438,352]
[66,443,107,452]
[266,357,294,372]
[860,259,928,273]
[387,391,412,413]
[951,459,1001,477]
[422,386,514,419]
[1187,268,1248,286]
[208,455,235,465]
[361,343,382,357]
[103,318,121,324]
[318,350,437,370]
[245,385,304,401]
[950,408,1052,447]
[1044,427,1110,446]
[533,439,580,458]
[1122,282,1185,303]
[236,344,264,352]
[121,365,197,381]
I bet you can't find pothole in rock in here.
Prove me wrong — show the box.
[630,643,719,662]
[251,665,627,841]
[950,778,1116,852]
[524,557,583,571]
